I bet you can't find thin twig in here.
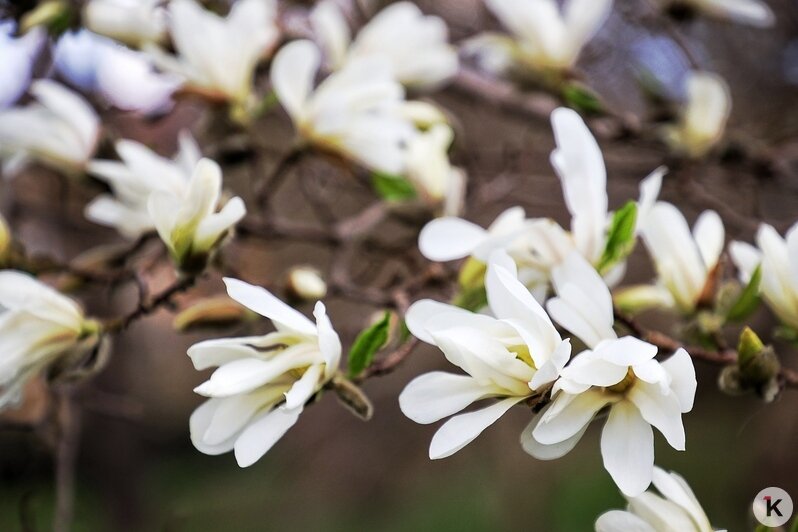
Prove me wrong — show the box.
[53,390,80,532]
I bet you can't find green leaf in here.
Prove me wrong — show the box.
[726,265,761,321]
[453,284,488,312]
[371,172,417,201]
[347,312,391,378]
[597,201,638,273]
[562,83,604,115]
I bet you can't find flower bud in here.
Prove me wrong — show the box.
[331,374,373,421]
[737,327,780,387]
[0,214,12,266]
[285,266,327,302]
[173,296,256,332]
[20,0,71,33]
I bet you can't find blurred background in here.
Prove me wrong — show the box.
[1,0,798,530]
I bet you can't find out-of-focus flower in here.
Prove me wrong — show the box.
[86,132,202,238]
[189,278,341,467]
[664,71,731,158]
[0,21,46,109]
[633,200,725,313]
[286,266,328,301]
[730,222,798,330]
[405,124,466,216]
[669,0,774,27]
[400,250,571,459]
[465,0,613,76]
[271,39,415,174]
[148,158,246,272]
[0,80,99,177]
[419,108,662,297]
[148,0,279,107]
[310,1,458,90]
[524,253,697,497]
[83,0,168,47]
[55,30,181,113]
[595,466,720,531]
[0,271,101,409]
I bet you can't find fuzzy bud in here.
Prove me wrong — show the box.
[285,266,327,302]
[173,296,256,332]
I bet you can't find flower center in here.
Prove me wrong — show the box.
[508,344,536,369]
[606,368,636,394]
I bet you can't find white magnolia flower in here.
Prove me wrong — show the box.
[670,0,774,27]
[400,250,571,458]
[524,253,697,496]
[730,222,798,330]
[596,466,722,532]
[405,124,466,215]
[0,80,99,177]
[635,199,725,313]
[466,0,613,74]
[419,108,663,296]
[86,132,202,238]
[55,30,181,113]
[147,157,246,270]
[271,39,416,174]
[149,0,279,105]
[311,1,458,90]
[0,21,45,109]
[83,0,168,47]
[189,278,341,467]
[664,71,731,158]
[0,271,101,409]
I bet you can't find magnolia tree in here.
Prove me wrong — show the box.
[0,0,793,530]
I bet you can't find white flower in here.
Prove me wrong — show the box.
[671,0,774,27]
[405,124,466,215]
[466,0,613,74]
[189,278,341,467]
[595,466,721,532]
[524,253,697,496]
[0,80,99,177]
[664,71,731,158]
[149,0,279,105]
[0,271,101,409]
[418,108,663,296]
[311,1,458,90]
[635,200,725,313]
[0,21,45,109]
[148,157,246,271]
[730,222,798,330]
[55,30,181,114]
[83,0,168,47]
[86,131,202,238]
[400,250,571,459]
[271,39,416,174]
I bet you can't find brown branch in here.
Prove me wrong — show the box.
[104,275,197,333]
[357,338,421,381]
[53,390,80,532]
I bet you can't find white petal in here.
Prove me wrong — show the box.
[593,336,659,367]
[532,389,610,445]
[270,40,320,123]
[428,397,523,459]
[692,210,724,270]
[190,399,237,455]
[418,217,487,261]
[405,299,469,344]
[313,301,341,380]
[636,166,666,230]
[660,348,696,412]
[223,278,316,335]
[595,510,656,532]
[520,401,589,460]
[627,381,686,450]
[283,364,323,409]
[233,405,303,467]
[651,467,713,531]
[399,371,500,424]
[626,492,698,531]
[310,1,351,68]
[601,401,654,497]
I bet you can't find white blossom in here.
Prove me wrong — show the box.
[189,278,341,467]
[0,80,99,177]
[86,131,202,238]
[83,0,168,47]
[0,20,45,109]
[405,124,466,215]
[595,466,722,532]
[147,157,246,270]
[310,1,458,90]
[635,197,725,313]
[400,250,571,459]
[271,39,416,174]
[55,30,181,114]
[671,0,774,27]
[0,271,101,410]
[149,0,279,105]
[466,0,613,74]
[524,253,697,496]
[730,222,798,330]
[664,71,731,158]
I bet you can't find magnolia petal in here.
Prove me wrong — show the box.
[593,336,659,367]
[418,217,487,261]
[626,492,697,531]
[627,381,686,450]
[428,397,523,459]
[533,389,610,445]
[223,278,316,335]
[594,510,656,532]
[283,364,323,409]
[520,401,589,460]
[190,399,237,455]
[271,39,320,123]
[601,401,654,497]
[692,210,724,271]
[651,467,714,531]
[660,348,697,412]
[233,405,303,467]
[399,371,499,425]
[404,299,468,344]
[313,301,341,380]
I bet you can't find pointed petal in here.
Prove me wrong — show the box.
[399,371,499,424]
[233,405,303,467]
[223,278,316,335]
[601,401,654,497]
